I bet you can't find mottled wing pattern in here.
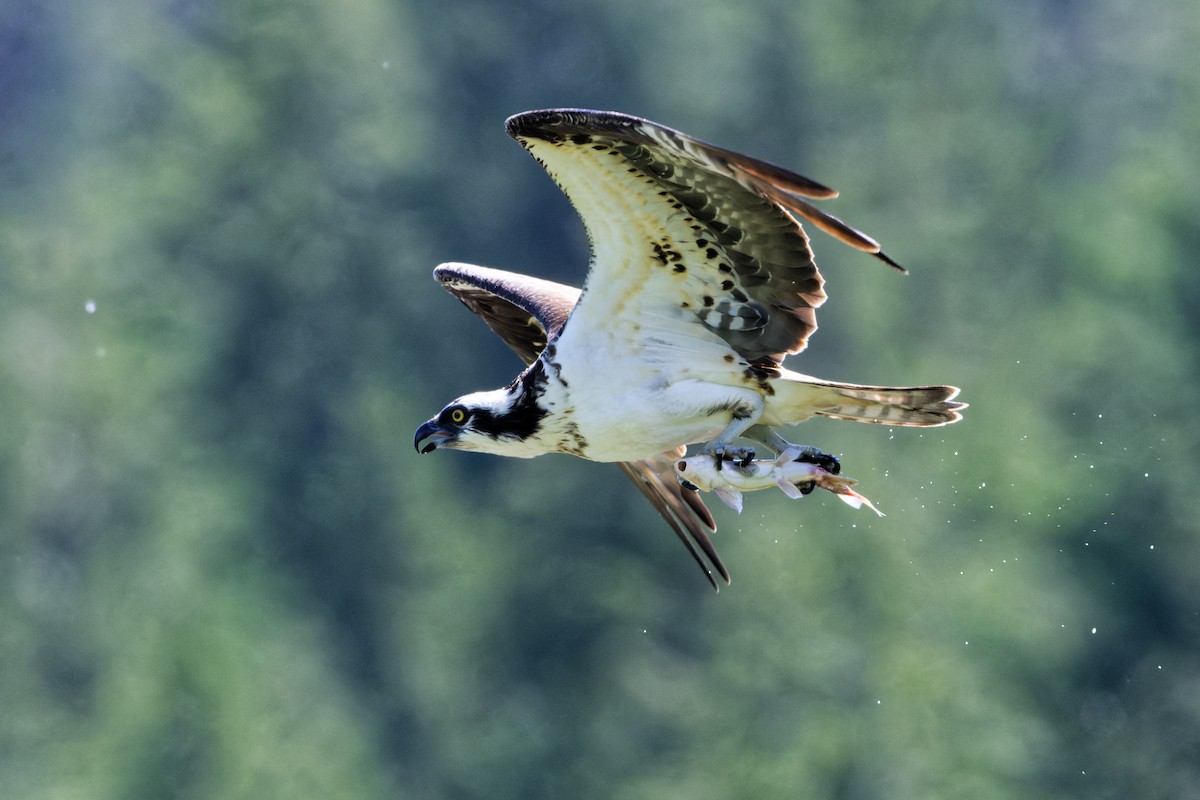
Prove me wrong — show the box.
[505,109,903,364]
[434,263,728,587]
[435,262,579,363]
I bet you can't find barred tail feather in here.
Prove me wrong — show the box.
[815,383,965,426]
[773,372,966,427]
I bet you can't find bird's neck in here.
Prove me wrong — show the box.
[471,358,579,458]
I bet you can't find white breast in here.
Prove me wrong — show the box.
[551,317,761,462]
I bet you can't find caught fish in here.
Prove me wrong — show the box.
[673,448,884,516]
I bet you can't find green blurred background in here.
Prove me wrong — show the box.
[3,0,1199,797]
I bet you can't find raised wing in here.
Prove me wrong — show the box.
[506,109,903,364]
[433,263,729,588]
[435,262,579,363]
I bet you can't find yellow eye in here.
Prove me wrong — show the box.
[449,407,467,424]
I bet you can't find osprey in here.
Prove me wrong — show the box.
[414,109,965,589]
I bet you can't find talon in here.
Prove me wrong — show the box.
[797,450,840,474]
[798,481,816,496]
[745,428,841,474]
[722,446,756,464]
[705,443,756,471]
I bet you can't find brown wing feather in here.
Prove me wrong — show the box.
[434,262,579,364]
[433,263,727,588]
[506,109,905,363]
[618,451,729,590]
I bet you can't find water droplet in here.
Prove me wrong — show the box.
[85,300,96,314]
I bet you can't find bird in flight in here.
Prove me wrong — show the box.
[414,109,965,589]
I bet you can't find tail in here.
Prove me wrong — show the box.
[772,371,966,427]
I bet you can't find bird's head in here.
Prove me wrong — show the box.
[414,383,548,457]
[414,389,509,454]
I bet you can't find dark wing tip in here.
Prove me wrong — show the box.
[505,109,579,141]
[509,109,842,205]
[505,108,650,143]
[874,250,908,274]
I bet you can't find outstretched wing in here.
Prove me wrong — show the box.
[506,109,903,364]
[434,262,729,588]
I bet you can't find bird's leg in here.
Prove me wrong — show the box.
[701,396,764,470]
[745,425,842,474]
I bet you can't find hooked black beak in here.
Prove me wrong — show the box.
[414,419,453,454]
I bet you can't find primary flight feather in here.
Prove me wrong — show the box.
[414,109,965,589]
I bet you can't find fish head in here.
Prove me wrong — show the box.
[673,456,722,492]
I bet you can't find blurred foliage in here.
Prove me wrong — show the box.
[2,0,1199,797]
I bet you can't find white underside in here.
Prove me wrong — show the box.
[550,313,769,462]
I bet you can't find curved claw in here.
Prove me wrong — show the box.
[745,427,840,474]
[702,442,757,471]
[800,450,841,475]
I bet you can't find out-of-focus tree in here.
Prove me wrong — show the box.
[2,0,1198,798]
